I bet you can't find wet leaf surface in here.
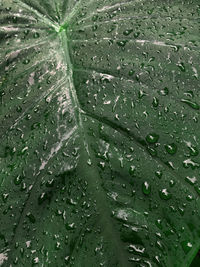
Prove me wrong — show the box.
[0,0,200,266]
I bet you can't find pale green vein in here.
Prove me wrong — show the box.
[14,0,60,31]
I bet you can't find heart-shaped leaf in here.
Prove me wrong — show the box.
[0,0,200,266]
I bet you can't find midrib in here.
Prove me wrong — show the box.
[59,29,131,266]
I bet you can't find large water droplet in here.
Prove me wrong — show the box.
[181,99,199,110]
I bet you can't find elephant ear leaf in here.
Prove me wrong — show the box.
[0,0,200,266]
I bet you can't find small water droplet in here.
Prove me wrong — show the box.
[33,32,40,38]
[46,179,54,187]
[92,15,98,21]
[159,189,172,200]
[129,165,136,177]
[155,219,162,230]
[146,133,159,144]
[14,175,22,185]
[177,62,185,72]
[117,40,127,47]
[188,146,199,156]
[65,223,76,230]
[38,192,48,205]
[23,59,30,65]
[2,193,9,203]
[181,241,192,254]
[87,159,92,166]
[142,181,151,195]
[123,29,133,36]
[152,97,159,107]
[169,179,175,187]
[138,90,147,99]
[24,29,29,35]
[128,69,135,76]
[155,170,162,179]
[134,32,140,38]
[186,194,193,201]
[159,87,169,96]
[147,146,157,156]
[165,143,177,155]
[16,106,22,112]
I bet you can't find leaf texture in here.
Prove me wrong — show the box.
[0,0,200,266]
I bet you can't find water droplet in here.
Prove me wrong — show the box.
[147,146,157,156]
[14,175,22,185]
[128,244,145,254]
[146,133,159,144]
[142,181,151,195]
[159,189,172,200]
[22,59,30,65]
[55,241,61,250]
[181,99,199,110]
[169,179,175,187]
[159,87,169,96]
[186,194,193,201]
[155,219,162,230]
[2,193,9,203]
[129,165,136,177]
[155,170,162,179]
[92,15,98,21]
[21,182,26,191]
[92,25,98,31]
[189,146,199,156]
[38,192,48,205]
[16,106,22,112]
[177,62,186,72]
[181,241,192,254]
[116,40,127,47]
[128,69,135,76]
[134,32,140,38]
[123,29,133,36]
[165,143,177,155]
[138,90,147,99]
[183,158,199,169]
[24,29,29,35]
[33,32,40,38]
[46,179,54,187]
[19,146,28,155]
[185,176,197,185]
[87,159,92,166]
[65,223,76,230]
[33,257,39,265]
[185,142,199,156]
[152,97,159,107]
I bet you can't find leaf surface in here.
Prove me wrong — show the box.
[0,0,200,266]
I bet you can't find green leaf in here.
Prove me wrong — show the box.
[0,0,200,266]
